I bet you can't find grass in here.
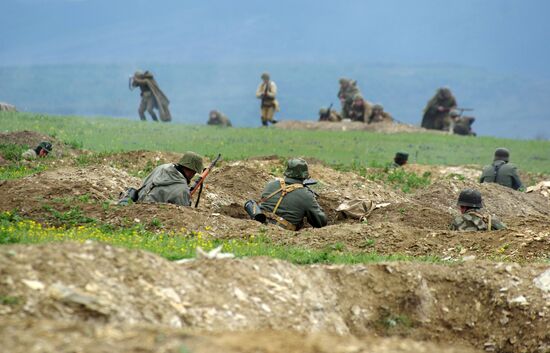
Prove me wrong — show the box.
[1,112,549,173]
[0,211,444,265]
[0,164,47,180]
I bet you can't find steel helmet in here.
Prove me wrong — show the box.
[457,189,483,208]
[178,151,204,173]
[284,158,310,180]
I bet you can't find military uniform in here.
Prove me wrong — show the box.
[421,88,457,131]
[259,158,327,231]
[136,152,204,207]
[453,116,476,136]
[348,96,372,123]
[480,160,523,190]
[131,71,172,122]
[338,79,361,120]
[368,104,393,124]
[450,209,506,231]
[256,73,279,126]
[21,142,52,160]
[207,110,232,127]
[319,108,342,122]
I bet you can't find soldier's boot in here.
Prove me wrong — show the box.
[149,110,159,122]
[138,110,147,121]
[271,119,278,124]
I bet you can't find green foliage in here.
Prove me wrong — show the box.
[367,168,432,193]
[42,205,96,226]
[0,164,47,180]
[0,143,28,161]
[0,212,444,265]
[0,112,549,173]
[64,139,83,149]
[0,296,21,306]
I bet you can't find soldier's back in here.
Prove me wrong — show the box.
[450,210,506,231]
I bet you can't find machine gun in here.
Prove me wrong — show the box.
[189,153,222,208]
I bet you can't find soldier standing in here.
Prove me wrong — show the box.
[421,87,457,131]
[450,189,506,231]
[256,72,279,126]
[337,78,361,120]
[130,70,172,122]
[480,148,523,190]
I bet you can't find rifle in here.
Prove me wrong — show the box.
[455,108,474,116]
[189,153,222,208]
[320,103,333,121]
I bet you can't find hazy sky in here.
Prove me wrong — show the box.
[2,0,550,77]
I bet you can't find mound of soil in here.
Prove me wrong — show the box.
[274,120,436,133]
[0,130,79,158]
[0,242,548,352]
[0,320,478,353]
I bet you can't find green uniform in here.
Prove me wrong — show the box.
[421,90,457,130]
[132,71,172,122]
[450,209,506,231]
[348,99,372,122]
[260,177,327,230]
[453,116,476,136]
[137,163,191,206]
[387,162,401,169]
[480,160,523,190]
[207,111,232,127]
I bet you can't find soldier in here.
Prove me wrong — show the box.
[450,189,506,231]
[453,115,477,136]
[348,95,372,123]
[21,141,53,160]
[130,70,172,122]
[136,151,204,206]
[258,158,327,231]
[480,148,523,190]
[318,107,342,122]
[207,110,232,127]
[389,152,408,169]
[368,104,393,124]
[421,87,457,131]
[255,72,279,126]
[337,78,361,120]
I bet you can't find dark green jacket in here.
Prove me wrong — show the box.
[450,209,506,231]
[260,178,327,230]
[137,164,191,206]
[480,160,523,190]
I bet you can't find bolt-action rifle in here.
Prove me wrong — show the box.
[189,153,222,208]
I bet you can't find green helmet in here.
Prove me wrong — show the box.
[319,108,328,115]
[339,78,349,85]
[353,94,364,101]
[373,104,383,111]
[261,72,270,80]
[284,158,310,180]
[179,151,204,173]
[38,141,53,153]
[494,148,510,162]
[457,189,483,208]
[450,110,460,117]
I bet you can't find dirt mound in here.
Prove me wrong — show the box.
[0,130,79,158]
[0,165,141,206]
[275,120,438,133]
[1,242,548,352]
[0,320,478,353]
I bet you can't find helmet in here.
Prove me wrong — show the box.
[438,87,452,98]
[179,151,204,173]
[457,189,483,208]
[38,141,53,153]
[261,72,270,80]
[353,94,364,101]
[373,104,383,111]
[339,78,349,85]
[395,152,408,161]
[284,158,310,180]
[494,148,509,162]
[450,110,460,117]
[319,108,328,115]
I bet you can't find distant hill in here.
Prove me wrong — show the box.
[0,63,548,139]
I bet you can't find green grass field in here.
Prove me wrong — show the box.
[2,112,549,173]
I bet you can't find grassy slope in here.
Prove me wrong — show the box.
[2,112,549,173]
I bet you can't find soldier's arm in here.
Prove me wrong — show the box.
[266,82,277,98]
[255,83,264,98]
[491,216,507,230]
[510,166,523,191]
[305,195,327,228]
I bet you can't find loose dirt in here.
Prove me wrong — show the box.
[0,242,548,352]
[275,120,439,133]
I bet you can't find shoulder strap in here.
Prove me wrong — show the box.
[259,178,304,214]
[493,163,502,182]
